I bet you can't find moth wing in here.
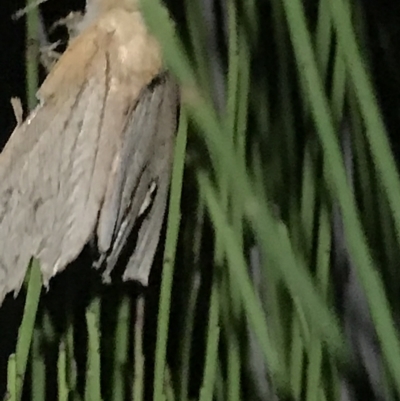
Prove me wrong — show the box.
[124,75,179,284]
[96,77,161,255]
[0,50,123,304]
[97,74,179,285]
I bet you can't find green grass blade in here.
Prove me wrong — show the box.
[85,298,102,401]
[31,328,46,401]
[58,342,69,401]
[15,259,42,400]
[6,354,17,401]
[153,110,188,400]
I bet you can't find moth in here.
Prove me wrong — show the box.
[0,0,179,306]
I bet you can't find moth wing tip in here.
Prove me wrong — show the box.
[122,268,150,287]
[101,271,112,284]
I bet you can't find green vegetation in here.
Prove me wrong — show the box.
[4,0,400,400]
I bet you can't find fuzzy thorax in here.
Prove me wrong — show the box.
[78,0,140,32]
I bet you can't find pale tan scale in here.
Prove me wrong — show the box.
[0,0,178,305]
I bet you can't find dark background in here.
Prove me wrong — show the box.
[0,0,85,149]
[1,1,400,400]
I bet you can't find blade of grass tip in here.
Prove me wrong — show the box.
[132,296,145,401]
[58,342,69,401]
[6,354,17,401]
[31,328,46,401]
[15,259,42,400]
[25,0,40,110]
[112,296,129,401]
[85,298,102,401]
[153,110,187,400]
[199,282,220,401]
[328,0,400,242]
[281,0,400,390]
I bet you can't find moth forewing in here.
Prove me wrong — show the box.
[0,58,112,302]
[97,73,179,285]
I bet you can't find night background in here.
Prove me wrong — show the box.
[1,0,400,400]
